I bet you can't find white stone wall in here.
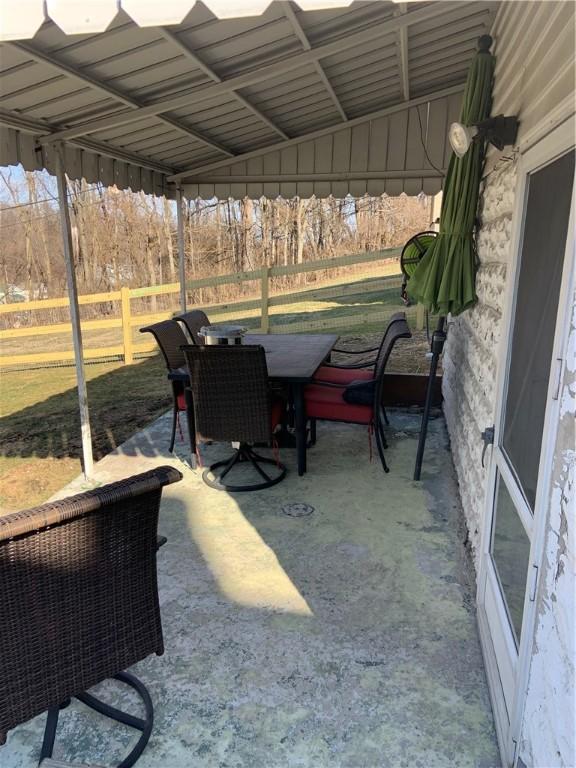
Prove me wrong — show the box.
[442,159,517,569]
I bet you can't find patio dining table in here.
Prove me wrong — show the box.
[170,332,339,476]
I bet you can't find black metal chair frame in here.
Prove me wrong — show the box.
[202,444,286,492]
[323,312,408,372]
[316,311,408,427]
[308,318,412,473]
[40,671,153,768]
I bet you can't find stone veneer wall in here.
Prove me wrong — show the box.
[442,159,517,570]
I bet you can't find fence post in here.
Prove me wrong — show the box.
[121,287,133,364]
[416,302,425,331]
[260,266,270,333]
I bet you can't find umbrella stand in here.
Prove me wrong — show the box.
[413,315,446,481]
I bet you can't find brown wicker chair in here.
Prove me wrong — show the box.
[182,345,286,491]
[140,319,190,453]
[0,466,182,766]
[175,309,210,345]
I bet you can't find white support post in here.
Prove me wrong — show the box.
[55,143,94,478]
[176,185,187,312]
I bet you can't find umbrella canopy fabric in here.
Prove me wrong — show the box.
[407,36,496,316]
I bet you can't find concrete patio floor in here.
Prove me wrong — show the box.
[3,410,499,768]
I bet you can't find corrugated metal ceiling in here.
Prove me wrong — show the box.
[0,0,499,198]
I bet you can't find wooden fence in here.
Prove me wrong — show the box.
[0,248,424,368]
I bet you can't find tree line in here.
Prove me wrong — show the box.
[0,169,431,305]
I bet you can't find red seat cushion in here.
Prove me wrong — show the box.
[271,398,285,430]
[305,383,373,425]
[314,366,373,385]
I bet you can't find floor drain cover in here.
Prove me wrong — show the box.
[281,503,315,517]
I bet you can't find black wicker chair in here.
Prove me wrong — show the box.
[175,309,210,345]
[305,317,412,472]
[0,466,182,767]
[182,345,286,491]
[140,319,190,453]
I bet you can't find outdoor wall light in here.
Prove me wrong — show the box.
[449,115,519,157]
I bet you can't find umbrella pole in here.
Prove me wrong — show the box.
[414,315,446,481]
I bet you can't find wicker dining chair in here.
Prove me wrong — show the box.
[305,317,412,472]
[140,319,190,452]
[182,345,286,491]
[175,309,210,346]
[0,466,182,767]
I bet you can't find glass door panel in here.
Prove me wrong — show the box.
[491,472,531,646]
[501,150,575,510]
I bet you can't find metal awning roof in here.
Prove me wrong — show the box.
[0,0,498,199]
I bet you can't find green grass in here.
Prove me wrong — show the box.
[0,356,171,513]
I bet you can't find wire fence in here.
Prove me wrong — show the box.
[0,247,425,371]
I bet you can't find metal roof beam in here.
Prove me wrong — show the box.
[157,27,289,141]
[5,40,234,157]
[396,3,410,101]
[187,171,443,183]
[282,2,348,122]
[168,83,463,182]
[39,1,458,145]
[0,108,174,175]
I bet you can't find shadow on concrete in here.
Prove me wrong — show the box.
[0,355,172,463]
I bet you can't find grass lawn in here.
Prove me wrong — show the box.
[0,356,171,513]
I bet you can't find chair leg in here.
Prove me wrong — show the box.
[377,416,388,450]
[169,400,178,453]
[39,706,60,763]
[382,404,390,426]
[38,672,153,768]
[309,418,317,446]
[203,444,286,492]
[375,424,390,474]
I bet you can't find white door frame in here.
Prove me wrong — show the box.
[477,115,576,767]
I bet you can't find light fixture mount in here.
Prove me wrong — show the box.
[449,115,519,157]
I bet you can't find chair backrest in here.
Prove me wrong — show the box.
[373,316,412,404]
[182,345,272,444]
[0,466,182,745]
[370,311,409,368]
[140,319,189,371]
[176,310,210,345]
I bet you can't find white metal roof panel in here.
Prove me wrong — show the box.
[0,0,499,198]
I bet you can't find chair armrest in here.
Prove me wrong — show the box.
[332,345,379,355]
[309,380,348,388]
[0,466,183,542]
[323,360,375,370]
[167,367,189,382]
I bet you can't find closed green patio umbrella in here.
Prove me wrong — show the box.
[411,35,496,481]
[407,36,495,315]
